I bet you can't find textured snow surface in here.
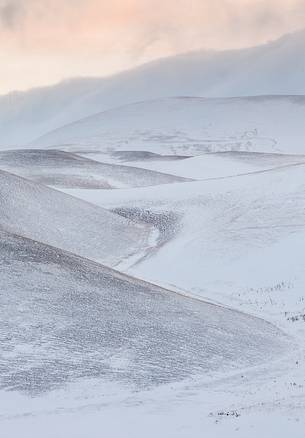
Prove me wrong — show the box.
[69,158,305,304]
[1,122,305,438]
[2,41,305,433]
[0,169,153,267]
[42,148,305,437]
[0,231,288,396]
[0,149,190,189]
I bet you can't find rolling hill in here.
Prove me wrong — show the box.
[0,230,288,396]
[32,96,305,156]
[0,169,153,267]
[0,149,190,189]
[69,157,305,320]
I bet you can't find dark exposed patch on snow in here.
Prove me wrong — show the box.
[111,150,190,162]
[112,207,181,248]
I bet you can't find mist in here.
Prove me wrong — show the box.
[1,0,305,93]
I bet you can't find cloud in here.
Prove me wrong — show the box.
[2,0,305,51]
[0,0,24,28]
[1,0,305,93]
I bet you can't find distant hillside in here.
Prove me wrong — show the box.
[1,29,305,146]
[33,96,305,155]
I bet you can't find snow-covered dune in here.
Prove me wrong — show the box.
[32,96,305,155]
[0,149,190,189]
[1,29,305,146]
[0,230,288,396]
[0,169,153,267]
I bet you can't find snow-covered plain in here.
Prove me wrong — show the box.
[1,30,305,438]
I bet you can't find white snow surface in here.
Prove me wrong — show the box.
[0,149,190,189]
[0,230,286,394]
[0,169,153,268]
[121,150,305,179]
[61,160,305,310]
[55,151,305,436]
[2,37,305,435]
[32,96,305,156]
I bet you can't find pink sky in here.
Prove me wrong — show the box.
[1,0,305,94]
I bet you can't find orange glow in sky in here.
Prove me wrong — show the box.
[1,0,305,94]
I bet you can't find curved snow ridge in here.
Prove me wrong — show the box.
[130,150,305,179]
[194,159,305,182]
[0,149,191,190]
[0,168,155,268]
[0,230,290,395]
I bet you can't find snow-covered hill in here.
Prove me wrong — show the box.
[2,27,305,438]
[0,230,287,396]
[1,29,305,146]
[4,148,302,437]
[65,156,305,324]
[0,169,153,267]
[0,149,190,189]
[32,96,305,155]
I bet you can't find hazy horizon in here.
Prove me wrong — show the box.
[1,0,305,94]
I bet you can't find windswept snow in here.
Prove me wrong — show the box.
[2,117,305,437]
[0,230,288,395]
[2,28,305,438]
[0,149,190,189]
[65,158,305,322]
[0,169,153,267]
[49,149,305,437]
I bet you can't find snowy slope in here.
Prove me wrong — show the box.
[0,149,190,189]
[1,134,305,436]
[126,151,305,179]
[32,96,305,155]
[1,29,305,145]
[2,28,305,438]
[2,152,302,437]
[0,230,287,396]
[65,159,305,324]
[0,169,153,267]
